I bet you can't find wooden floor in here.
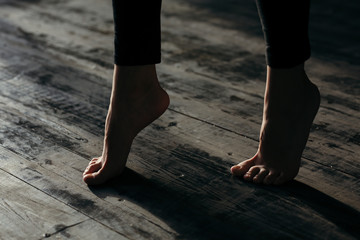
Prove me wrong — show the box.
[0,0,359,239]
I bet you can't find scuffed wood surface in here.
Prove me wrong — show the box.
[0,0,359,239]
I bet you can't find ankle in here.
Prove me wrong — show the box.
[266,63,308,92]
[268,63,305,75]
[114,64,157,80]
[112,64,160,100]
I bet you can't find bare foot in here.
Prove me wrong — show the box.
[83,64,169,185]
[231,64,320,185]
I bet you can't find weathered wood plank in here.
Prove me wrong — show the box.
[1,32,359,183]
[44,219,127,240]
[0,168,88,240]
[0,0,359,210]
[0,94,359,239]
[0,0,358,180]
[0,147,178,240]
[1,137,359,240]
[0,75,359,213]
[0,0,359,239]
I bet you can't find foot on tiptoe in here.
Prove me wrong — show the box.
[231,65,320,185]
[83,65,169,185]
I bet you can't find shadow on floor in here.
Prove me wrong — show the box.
[89,168,360,240]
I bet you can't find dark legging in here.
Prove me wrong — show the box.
[112,0,310,68]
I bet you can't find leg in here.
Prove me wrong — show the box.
[231,0,320,185]
[112,1,162,66]
[83,1,168,185]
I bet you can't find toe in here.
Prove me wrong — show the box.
[83,173,95,185]
[264,171,280,185]
[253,168,269,183]
[83,162,102,176]
[83,169,107,185]
[231,159,255,177]
[89,157,100,165]
[243,166,260,181]
[273,172,288,185]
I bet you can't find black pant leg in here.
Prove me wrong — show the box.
[112,0,162,66]
[256,0,311,68]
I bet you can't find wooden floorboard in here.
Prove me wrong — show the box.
[0,0,359,239]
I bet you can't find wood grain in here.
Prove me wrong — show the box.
[0,0,359,239]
